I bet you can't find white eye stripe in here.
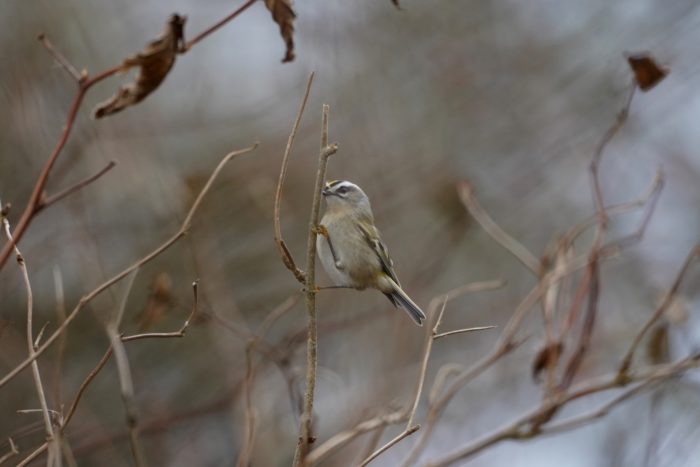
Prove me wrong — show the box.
[333,181,359,192]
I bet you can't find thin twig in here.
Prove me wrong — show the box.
[1,212,56,455]
[618,244,699,377]
[19,288,200,467]
[105,270,146,467]
[0,438,18,466]
[456,180,540,274]
[274,72,315,284]
[0,144,257,390]
[52,267,67,412]
[36,161,117,213]
[37,34,83,82]
[359,424,420,467]
[293,104,339,466]
[425,354,700,467]
[433,325,497,340]
[307,411,407,465]
[0,5,260,271]
[589,82,636,227]
[184,0,258,51]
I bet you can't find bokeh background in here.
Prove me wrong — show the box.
[1,0,700,465]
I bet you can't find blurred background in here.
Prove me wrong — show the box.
[1,0,700,465]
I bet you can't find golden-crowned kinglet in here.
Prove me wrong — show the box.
[316,180,426,326]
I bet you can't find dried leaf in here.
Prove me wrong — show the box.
[646,323,670,365]
[532,341,563,382]
[264,0,296,63]
[94,14,186,118]
[626,52,668,92]
[135,272,174,330]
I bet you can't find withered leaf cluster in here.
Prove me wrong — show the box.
[264,0,296,63]
[94,14,186,118]
[626,52,668,92]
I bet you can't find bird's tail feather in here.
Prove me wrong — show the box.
[385,278,426,326]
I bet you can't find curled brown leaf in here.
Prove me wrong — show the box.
[626,52,668,92]
[94,14,186,118]
[532,341,564,382]
[264,0,296,63]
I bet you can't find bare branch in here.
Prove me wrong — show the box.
[358,424,420,467]
[274,72,315,284]
[456,181,540,274]
[184,0,258,51]
[0,438,18,466]
[293,104,339,466]
[1,211,56,456]
[37,33,84,82]
[433,325,497,340]
[589,83,636,227]
[36,161,117,213]
[618,244,699,377]
[0,144,257,390]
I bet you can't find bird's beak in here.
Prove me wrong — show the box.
[322,188,334,197]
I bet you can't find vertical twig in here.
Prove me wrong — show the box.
[105,270,147,467]
[292,105,339,466]
[1,208,57,461]
[274,72,315,284]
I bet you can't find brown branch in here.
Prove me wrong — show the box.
[1,211,56,458]
[403,252,610,465]
[293,104,339,466]
[618,244,700,377]
[358,425,420,467]
[16,283,200,466]
[0,3,262,271]
[456,181,540,274]
[566,168,664,244]
[589,83,636,227]
[274,72,315,284]
[37,34,83,82]
[0,438,18,466]
[105,270,146,467]
[307,281,502,466]
[184,0,258,51]
[36,160,117,213]
[0,144,257,390]
[0,59,121,271]
[425,354,700,467]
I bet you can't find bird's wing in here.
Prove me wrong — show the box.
[357,222,401,286]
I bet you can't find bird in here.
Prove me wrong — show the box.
[316,180,426,326]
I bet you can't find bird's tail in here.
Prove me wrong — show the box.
[385,277,426,326]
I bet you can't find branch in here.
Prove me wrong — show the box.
[1,210,57,458]
[184,0,258,51]
[0,4,262,271]
[456,181,540,274]
[589,83,636,227]
[425,354,700,467]
[618,244,699,377]
[0,144,257,390]
[37,33,83,82]
[105,270,146,467]
[15,283,200,466]
[433,325,497,340]
[36,160,117,213]
[0,438,18,466]
[308,280,502,466]
[274,72,315,284]
[292,104,339,466]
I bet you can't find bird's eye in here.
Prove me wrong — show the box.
[336,186,348,195]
